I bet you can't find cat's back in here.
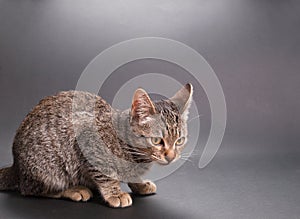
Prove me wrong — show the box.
[13,90,112,150]
[34,90,109,115]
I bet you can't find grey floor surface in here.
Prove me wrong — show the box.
[1,138,299,219]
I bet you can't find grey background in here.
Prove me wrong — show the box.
[0,0,299,218]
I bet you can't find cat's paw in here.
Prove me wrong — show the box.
[106,192,132,208]
[62,186,93,202]
[128,180,157,195]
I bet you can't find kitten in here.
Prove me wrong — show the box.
[0,83,193,208]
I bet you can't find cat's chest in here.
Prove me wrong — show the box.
[114,160,152,182]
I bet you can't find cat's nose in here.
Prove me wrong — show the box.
[164,150,176,163]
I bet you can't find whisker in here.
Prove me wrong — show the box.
[180,157,192,161]
[128,152,149,156]
[181,151,200,157]
[122,146,144,151]
[151,155,162,161]
[122,145,150,152]
[180,157,196,166]
[188,114,203,123]
[121,146,151,156]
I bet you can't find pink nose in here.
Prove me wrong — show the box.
[164,150,176,163]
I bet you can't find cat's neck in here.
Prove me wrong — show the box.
[112,108,133,144]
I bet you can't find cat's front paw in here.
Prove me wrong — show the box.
[128,180,157,195]
[105,192,132,208]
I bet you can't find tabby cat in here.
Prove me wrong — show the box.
[0,83,193,208]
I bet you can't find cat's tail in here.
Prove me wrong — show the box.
[0,165,18,191]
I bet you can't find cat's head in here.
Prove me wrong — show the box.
[130,83,193,165]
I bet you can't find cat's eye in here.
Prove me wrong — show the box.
[151,137,163,145]
[175,137,185,146]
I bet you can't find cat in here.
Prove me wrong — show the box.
[0,83,193,208]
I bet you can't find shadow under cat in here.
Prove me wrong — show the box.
[0,188,201,219]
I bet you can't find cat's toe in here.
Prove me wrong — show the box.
[119,193,132,207]
[106,193,132,208]
[146,181,157,194]
[129,180,157,195]
[77,187,93,201]
[69,191,83,202]
[62,186,93,202]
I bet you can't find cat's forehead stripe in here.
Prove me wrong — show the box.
[154,100,181,138]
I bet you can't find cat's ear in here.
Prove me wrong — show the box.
[131,88,156,124]
[170,83,193,120]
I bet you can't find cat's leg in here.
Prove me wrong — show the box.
[95,178,132,208]
[128,180,157,195]
[18,170,93,202]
